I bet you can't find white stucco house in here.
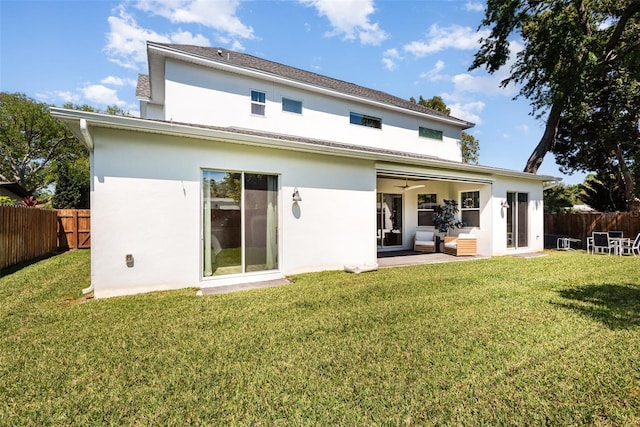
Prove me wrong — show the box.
[51,42,557,298]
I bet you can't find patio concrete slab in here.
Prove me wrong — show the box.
[197,278,291,295]
[377,251,487,268]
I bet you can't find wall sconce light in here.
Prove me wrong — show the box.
[501,200,510,209]
[292,187,302,202]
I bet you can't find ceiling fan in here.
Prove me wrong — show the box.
[395,178,425,192]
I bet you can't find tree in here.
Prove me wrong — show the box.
[470,1,640,188]
[52,158,90,209]
[410,95,480,164]
[461,133,480,165]
[415,95,450,115]
[580,173,627,212]
[0,92,82,196]
[543,183,581,213]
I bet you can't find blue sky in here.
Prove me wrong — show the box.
[1,0,586,184]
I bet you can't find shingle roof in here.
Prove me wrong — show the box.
[149,43,474,128]
[0,182,29,198]
[136,74,150,99]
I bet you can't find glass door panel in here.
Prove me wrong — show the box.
[506,192,514,248]
[203,171,242,276]
[517,193,528,247]
[203,170,278,277]
[244,174,278,272]
[506,192,528,249]
[377,193,403,247]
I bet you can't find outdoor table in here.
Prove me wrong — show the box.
[609,237,629,255]
[557,237,580,251]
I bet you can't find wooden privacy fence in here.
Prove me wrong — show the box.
[57,209,91,250]
[1,206,58,270]
[545,212,640,248]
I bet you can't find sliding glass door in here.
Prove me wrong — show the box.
[203,170,278,277]
[506,192,528,248]
[377,192,403,247]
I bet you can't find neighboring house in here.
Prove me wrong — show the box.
[0,182,29,204]
[52,42,558,298]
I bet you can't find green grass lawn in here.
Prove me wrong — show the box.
[1,250,639,425]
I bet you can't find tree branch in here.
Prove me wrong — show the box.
[603,0,640,64]
[524,100,563,173]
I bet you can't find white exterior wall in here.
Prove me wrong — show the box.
[161,59,463,162]
[490,176,545,256]
[89,127,376,298]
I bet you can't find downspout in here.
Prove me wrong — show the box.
[80,119,95,295]
[80,118,94,150]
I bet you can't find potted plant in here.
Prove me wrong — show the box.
[432,199,464,235]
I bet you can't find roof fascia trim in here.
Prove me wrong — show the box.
[50,108,558,182]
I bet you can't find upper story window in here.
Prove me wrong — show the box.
[251,90,266,116]
[417,193,438,227]
[350,112,382,129]
[282,97,302,114]
[419,126,443,140]
[461,190,480,227]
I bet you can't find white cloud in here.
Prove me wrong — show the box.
[516,124,530,134]
[82,84,127,107]
[100,76,137,87]
[442,93,485,124]
[105,3,238,70]
[419,60,446,81]
[55,91,81,104]
[170,30,211,46]
[299,0,388,45]
[230,39,245,52]
[464,2,484,12]
[34,91,81,105]
[449,40,523,97]
[452,72,518,97]
[404,24,489,57]
[105,6,171,69]
[382,48,401,71]
[134,0,254,39]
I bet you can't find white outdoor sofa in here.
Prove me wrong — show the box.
[414,230,436,253]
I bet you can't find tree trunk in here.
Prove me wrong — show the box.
[523,101,563,173]
[613,143,640,212]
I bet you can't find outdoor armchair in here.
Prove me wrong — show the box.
[414,230,436,253]
[620,233,640,256]
[586,236,594,254]
[443,233,477,256]
[591,232,616,255]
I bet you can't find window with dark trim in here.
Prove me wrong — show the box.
[251,90,266,116]
[461,190,480,227]
[417,193,438,226]
[350,112,381,129]
[282,97,302,114]
[419,126,443,140]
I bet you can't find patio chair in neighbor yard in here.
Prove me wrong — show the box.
[586,235,593,254]
[591,232,616,255]
[620,233,640,256]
